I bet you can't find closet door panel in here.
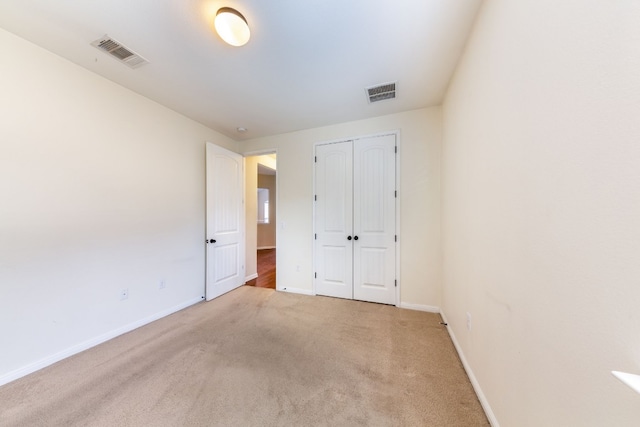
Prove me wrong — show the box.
[353,135,396,305]
[314,141,353,299]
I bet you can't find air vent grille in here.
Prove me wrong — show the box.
[366,82,397,103]
[91,36,149,69]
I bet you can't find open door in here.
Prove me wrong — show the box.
[205,142,245,300]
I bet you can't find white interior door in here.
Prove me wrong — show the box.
[314,135,396,305]
[205,142,245,301]
[314,141,353,299]
[353,134,396,305]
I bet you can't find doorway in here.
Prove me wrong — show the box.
[244,153,277,289]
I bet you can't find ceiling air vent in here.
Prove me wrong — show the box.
[90,35,149,69]
[366,82,397,103]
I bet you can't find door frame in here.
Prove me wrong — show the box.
[242,148,279,291]
[312,130,401,306]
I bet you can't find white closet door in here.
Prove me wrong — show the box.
[352,134,396,305]
[314,141,353,299]
[314,134,397,305]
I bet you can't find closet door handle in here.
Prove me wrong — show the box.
[347,236,352,241]
[209,239,216,244]
[354,236,359,241]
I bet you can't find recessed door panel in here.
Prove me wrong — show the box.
[358,247,387,288]
[358,146,386,233]
[324,152,349,233]
[323,246,348,284]
[213,243,239,283]
[213,155,241,235]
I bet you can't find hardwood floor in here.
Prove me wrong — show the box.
[246,249,276,289]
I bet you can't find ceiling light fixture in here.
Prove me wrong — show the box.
[214,7,250,47]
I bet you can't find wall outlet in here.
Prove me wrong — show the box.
[296,265,300,272]
[120,288,129,301]
[466,312,472,331]
[159,279,166,290]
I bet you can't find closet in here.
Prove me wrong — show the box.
[313,133,397,305]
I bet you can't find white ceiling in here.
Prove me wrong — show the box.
[0,0,482,140]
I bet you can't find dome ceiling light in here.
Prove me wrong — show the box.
[214,7,250,47]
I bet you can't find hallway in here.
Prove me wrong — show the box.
[246,249,275,289]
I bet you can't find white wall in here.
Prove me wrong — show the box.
[241,108,442,306]
[0,28,237,384]
[441,1,640,425]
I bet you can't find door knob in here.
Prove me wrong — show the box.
[347,236,352,240]
[209,239,216,243]
[354,236,359,241]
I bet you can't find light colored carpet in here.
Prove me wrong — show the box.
[0,286,489,426]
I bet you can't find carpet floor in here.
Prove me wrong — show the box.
[0,286,489,426]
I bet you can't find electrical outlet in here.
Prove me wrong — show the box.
[296,265,300,272]
[466,312,472,331]
[120,289,129,301]
[159,279,166,290]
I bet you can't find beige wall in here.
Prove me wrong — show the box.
[0,28,237,384]
[244,157,259,281]
[257,174,276,249]
[241,108,442,306]
[442,1,640,425]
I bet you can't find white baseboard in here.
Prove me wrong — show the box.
[0,297,203,387]
[279,286,314,296]
[399,302,440,313]
[245,273,258,282]
[440,311,500,427]
[257,246,276,250]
